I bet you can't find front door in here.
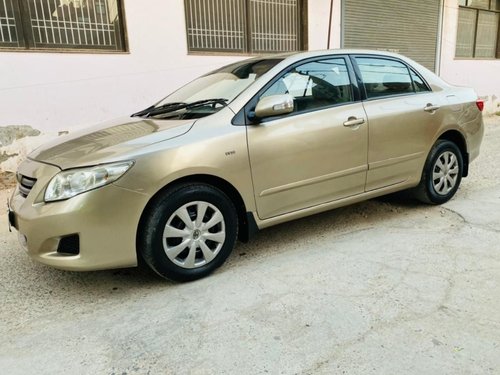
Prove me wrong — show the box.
[247,57,368,219]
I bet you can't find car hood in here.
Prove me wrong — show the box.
[29,117,195,169]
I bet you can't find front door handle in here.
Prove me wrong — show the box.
[343,117,365,127]
[424,103,440,112]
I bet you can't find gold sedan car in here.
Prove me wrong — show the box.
[8,50,484,281]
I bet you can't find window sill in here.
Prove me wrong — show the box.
[0,47,130,55]
[187,50,301,57]
[454,57,499,61]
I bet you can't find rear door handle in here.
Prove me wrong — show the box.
[343,117,365,127]
[424,104,440,112]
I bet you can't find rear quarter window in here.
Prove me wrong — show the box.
[410,69,431,92]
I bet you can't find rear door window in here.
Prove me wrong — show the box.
[355,57,414,99]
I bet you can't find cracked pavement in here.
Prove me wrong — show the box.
[1,117,499,374]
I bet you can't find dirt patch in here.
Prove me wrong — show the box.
[0,171,17,190]
[0,125,41,147]
[0,151,19,163]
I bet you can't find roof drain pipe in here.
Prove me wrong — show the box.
[327,0,334,49]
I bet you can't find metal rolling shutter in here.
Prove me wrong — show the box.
[343,0,441,71]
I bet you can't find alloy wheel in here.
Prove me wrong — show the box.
[162,201,226,269]
[432,151,459,195]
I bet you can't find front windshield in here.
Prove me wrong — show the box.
[133,58,283,120]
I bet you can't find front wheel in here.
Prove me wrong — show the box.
[414,140,463,204]
[139,183,238,281]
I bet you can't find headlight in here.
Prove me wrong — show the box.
[44,161,134,202]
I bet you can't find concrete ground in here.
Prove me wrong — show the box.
[1,118,499,375]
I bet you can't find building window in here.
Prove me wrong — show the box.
[0,0,126,52]
[184,0,306,54]
[456,0,500,58]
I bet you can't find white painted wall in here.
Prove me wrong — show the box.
[439,0,500,113]
[307,0,342,50]
[0,0,333,135]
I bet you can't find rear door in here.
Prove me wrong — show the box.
[246,56,368,219]
[352,55,445,191]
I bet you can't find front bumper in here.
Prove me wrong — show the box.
[8,159,149,271]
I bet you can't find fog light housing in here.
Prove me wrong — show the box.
[57,234,80,255]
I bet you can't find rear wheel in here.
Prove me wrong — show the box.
[414,140,463,204]
[139,183,238,281]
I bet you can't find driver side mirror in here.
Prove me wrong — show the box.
[254,94,294,119]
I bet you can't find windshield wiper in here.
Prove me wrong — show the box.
[132,102,186,117]
[186,98,228,109]
[132,98,228,118]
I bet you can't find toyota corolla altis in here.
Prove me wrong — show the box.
[8,50,484,281]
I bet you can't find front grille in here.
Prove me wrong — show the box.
[18,175,37,198]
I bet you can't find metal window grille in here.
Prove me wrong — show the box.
[475,10,499,57]
[184,0,303,53]
[456,7,477,57]
[0,0,126,51]
[456,0,500,58]
[186,0,247,52]
[0,0,19,46]
[249,0,299,53]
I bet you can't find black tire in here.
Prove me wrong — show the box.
[138,183,238,282]
[414,140,463,204]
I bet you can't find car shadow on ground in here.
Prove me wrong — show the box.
[227,191,425,266]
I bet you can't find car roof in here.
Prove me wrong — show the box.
[260,48,409,61]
